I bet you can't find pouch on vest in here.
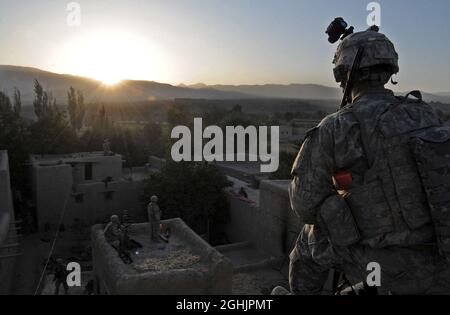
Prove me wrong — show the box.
[319,195,360,247]
[410,126,450,260]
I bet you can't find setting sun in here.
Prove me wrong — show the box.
[53,29,168,85]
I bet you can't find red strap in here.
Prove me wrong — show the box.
[334,172,353,190]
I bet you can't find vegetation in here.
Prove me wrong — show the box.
[0,88,28,187]
[0,80,166,185]
[67,86,86,131]
[1,80,322,240]
[143,161,233,245]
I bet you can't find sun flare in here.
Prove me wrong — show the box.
[54,29,168,84]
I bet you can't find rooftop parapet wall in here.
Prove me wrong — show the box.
[0,151,13,245]
[225,180,303,258]
[258,180,303,257]
[225,192,259,245]
[0,151,17,295]
[31,152,124,183]
[91,218,233,295]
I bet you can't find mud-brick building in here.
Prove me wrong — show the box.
[30,152,146,231]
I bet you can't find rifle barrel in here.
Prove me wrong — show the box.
[340,47,365,109]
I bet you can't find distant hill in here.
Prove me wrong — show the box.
[1,65,450,106]
[184,83,341,100]
[0,65,249,105]
[185,82,450,104]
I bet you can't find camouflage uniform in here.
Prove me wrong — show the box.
[148,196,161,241]
[289,28,450,295]
[104,217,123,248]
[53,259,69,295]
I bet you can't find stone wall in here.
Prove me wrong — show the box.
[0,151,18,294]
[32,154,146,231]
[32,162,72,230]
[225,195,259,244]
[0,151,13,245]
[257,180,303,257]
[91,219,233,295]
[225,180,303,258]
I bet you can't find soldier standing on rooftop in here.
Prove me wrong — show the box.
[148,195,161,242]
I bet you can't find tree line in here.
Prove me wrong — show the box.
[0,80,163,190]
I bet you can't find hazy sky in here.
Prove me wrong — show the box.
[0,0,449,91]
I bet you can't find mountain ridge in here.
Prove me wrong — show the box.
[1,65,450,105]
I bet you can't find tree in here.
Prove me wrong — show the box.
[98,105,109,129]
[143,123,167,158]
[67,86,86,131]
[166,104,192,127]
[0,91,12,118]
[77,90,85,122]
[143,161,232,245]
[13,87,21,118]
[33,79,47,119]
[30,80,79,154]
[231,104,243,114]
[0,90,28,188]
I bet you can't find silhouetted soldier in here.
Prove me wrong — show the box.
[53,258,69,295]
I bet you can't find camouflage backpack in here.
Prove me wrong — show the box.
[410,118,450,260]
[386,90,450,259]
[345,90,450,253]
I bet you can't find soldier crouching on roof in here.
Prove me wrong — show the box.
[283,19,450,295]
[104,215,134,264]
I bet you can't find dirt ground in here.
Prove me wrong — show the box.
[232,269,288,295]
[10,235,45,295]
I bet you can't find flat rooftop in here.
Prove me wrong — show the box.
[30,152,122,165]
[118,226,207,274]
[92,219,233,295]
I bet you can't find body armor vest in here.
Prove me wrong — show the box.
[344,94,442,248]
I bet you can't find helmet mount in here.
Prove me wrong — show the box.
[326,17,354,43]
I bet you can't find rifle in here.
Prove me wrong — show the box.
[340,47,365,109]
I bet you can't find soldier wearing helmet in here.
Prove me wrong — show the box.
[332,27,399,90]
[53,258,69,295]
[284,20,450,295]
[148,195,161,241]
[104,215,123,247]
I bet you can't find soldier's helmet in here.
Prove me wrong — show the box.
[111,215,119,222]
[333,28,399,87]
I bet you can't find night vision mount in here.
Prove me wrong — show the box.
[326,17,354,44]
